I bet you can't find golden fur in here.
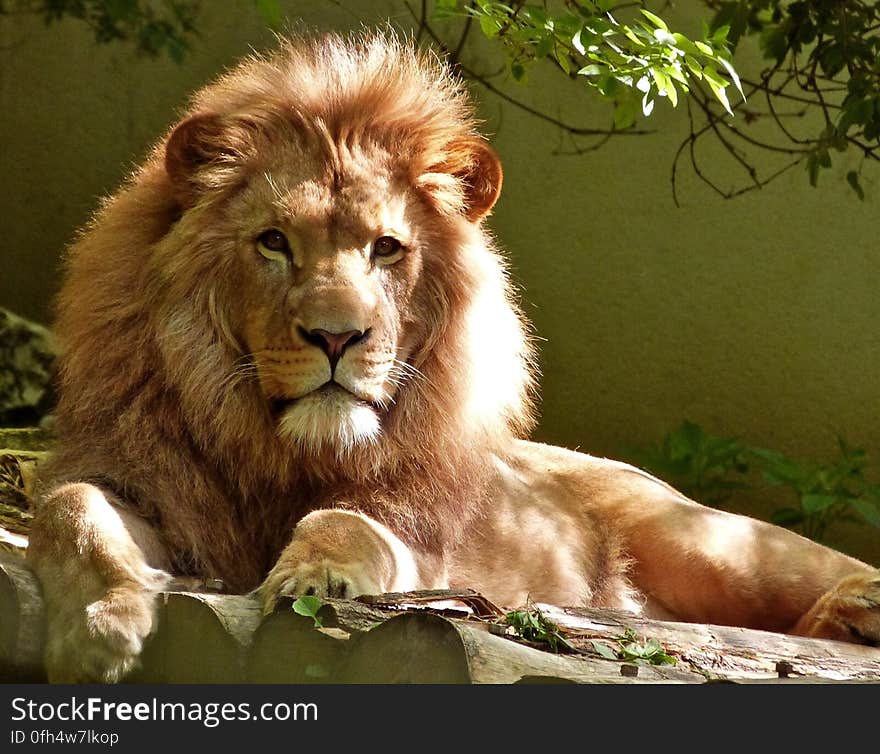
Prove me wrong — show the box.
[28,32,880,683]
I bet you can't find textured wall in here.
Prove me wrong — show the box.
[1,1,877,561]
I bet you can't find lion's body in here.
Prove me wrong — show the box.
[27,33,880,682]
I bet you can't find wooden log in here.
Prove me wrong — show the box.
[247,597,351,683]
[340,610,702,683]
[132,592,262,683]
[0,553,46,681]
[540,604,880,682]
[2,557,880,684]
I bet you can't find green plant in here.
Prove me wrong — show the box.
[590,627,676,665]
[419,1,880,199]
[292,594,324,628]
[504,600,576,652]
[434,0,743,129]
[705,0,880,196]
[0,0,283,60]
[752,438,880,542]
[628,420,750,505]
[1,0,200,60]
[629,422,880,543]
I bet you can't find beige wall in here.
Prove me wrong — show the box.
[1,1,877,561]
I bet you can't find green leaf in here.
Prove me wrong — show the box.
[672,33,699,56]
[591,640,620,660]
[712,24,731,45]
[850,498,880,528]
[479,13,501,39]
[650,67,669,94]
[716,57,745,103]
[694,40,713,56]
[598,75,622,97]
[432,0,461,19]
[292,595,324,628]
[511,61,526,81]
[760,27,788,63]
[535,34,554,58]
[684,55,703,79]
[846,171,865,200]
[706,76,733,116]
[554,48,571,75]
[613,98,638,129]
[801,494,838,514]
[640,9,668,32]
[622,25,644,47]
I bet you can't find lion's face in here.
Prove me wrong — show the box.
[224,140,427,452]
[142,35,534,468]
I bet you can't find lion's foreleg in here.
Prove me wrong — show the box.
[27,482,171,683]
[257,509,435,613]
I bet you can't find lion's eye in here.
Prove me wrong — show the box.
[256,229,290,261]
[372,236,404,262]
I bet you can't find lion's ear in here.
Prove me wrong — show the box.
[165,113,238,204]
[420,139,503,222]
[455,140,503,222]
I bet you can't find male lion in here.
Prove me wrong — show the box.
[28,32,879,683]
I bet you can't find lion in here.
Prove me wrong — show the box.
[27,32,880,683]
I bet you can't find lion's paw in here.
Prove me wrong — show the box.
[45,584,162,683]
[795,572,880,646]
[258,558,383,614]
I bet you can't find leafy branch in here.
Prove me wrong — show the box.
[0,0,201,60]
[434,0,743,128]
[422,1,880,200]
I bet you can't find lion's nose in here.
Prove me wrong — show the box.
[299,326,368,368]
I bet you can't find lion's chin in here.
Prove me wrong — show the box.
[275,385,381,455]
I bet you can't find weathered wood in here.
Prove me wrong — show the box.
[2,558,879,684]
[541,604,880,682]
[342,611,700,684]
[132,592,262,683]
[0,553,46,681]
[357,589,506,618]
[247,598,351,683]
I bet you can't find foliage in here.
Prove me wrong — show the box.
[629,421,880,543]
[434,0,743,130]
[752,439,880,542]
[705,0,880,197]
[0,0,200,60]
[504,600,575,652]
[422,1,880,199]
[8,0,880,197]
[0,0,285,60]
[590,627,676,665]
[292,594,324,628]
[629,420,749,505]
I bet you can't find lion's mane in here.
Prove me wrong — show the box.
[42,32,536,589]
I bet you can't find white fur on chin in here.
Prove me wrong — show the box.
[276,386,381,455]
